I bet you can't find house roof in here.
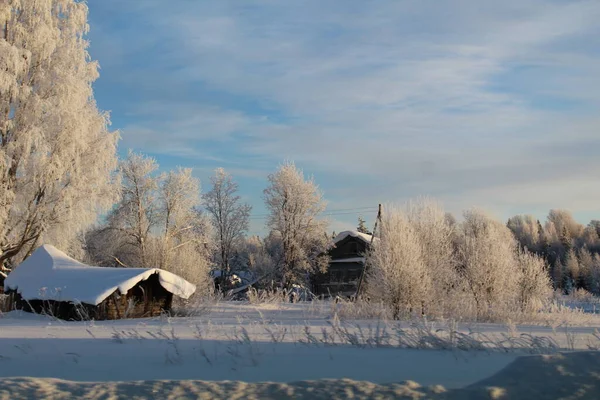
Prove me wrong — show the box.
[330,257,366,264]
[333,230,374,245]
[3,245,196,305]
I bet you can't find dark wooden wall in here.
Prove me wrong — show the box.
[328,236,368,260]
[312,236,369,297]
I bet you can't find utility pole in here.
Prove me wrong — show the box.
[355,204,382,299]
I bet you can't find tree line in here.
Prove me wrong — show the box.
[506,212,600,294]
[364,205,600,320]
[83,152,330,293]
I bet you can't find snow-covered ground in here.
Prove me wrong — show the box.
[0,302,599,398]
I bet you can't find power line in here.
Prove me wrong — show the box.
[323,206,379,212]
[248,206,379,220]
[249,205,377,218]
[322,210,378,216]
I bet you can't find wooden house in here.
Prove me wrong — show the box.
[0,271,6,295]
[312,231,374,298]
[3,245,196,320]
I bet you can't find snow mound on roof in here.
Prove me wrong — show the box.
[3,245,196,305]
[333,230,374,244]
[330,257,365,263]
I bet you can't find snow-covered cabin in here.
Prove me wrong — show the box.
[3,245,196,320]
[312,230,374,298]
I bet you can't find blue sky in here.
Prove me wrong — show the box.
[86,0,600,235]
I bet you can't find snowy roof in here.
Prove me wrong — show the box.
[330,257,366,264]
[3,245,196,305]
[333,230,374,244]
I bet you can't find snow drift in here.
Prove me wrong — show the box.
[3,245,196,305]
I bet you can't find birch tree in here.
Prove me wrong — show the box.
[150,211,213,290]
[0,0,119,266]
[85,156,213,290]
[203,168,251,274]
[158,167,202,270]
[263,162,330,286]
[107,152,158,268]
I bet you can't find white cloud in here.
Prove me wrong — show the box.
[88,0,600,229]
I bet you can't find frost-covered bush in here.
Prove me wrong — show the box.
[405,198,460,316]
[516,249,553,313]
[366,206,433,319]
[454,209,521,320]
[238,233,283,289]
[365,202,554,322]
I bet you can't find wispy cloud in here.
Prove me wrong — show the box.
[87,0,600,231]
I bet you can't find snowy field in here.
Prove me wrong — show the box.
[1,301,600,399]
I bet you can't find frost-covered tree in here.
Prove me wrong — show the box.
[107,152,159,268]
[544,220,559,245]
[203,168,251,274]
[263,162,330,286]
[580,225,600,253]
[515,249,552,313]
[560,226,573,257]
[85,154,213,290]
[84,224,128,267]
[551,261,564,291]
[507,215,540,252]
[149,212,213,290]
[455,210,520,320]
[405,198,458,314]
[544,220,564,267]
[0,0,119,266]
[589,254,600,295]
[366,205,432,319]
[578,247,594,289]
[537,219,549,259]
[239,233,283,287]
[564,249,580,292]
[590,221,600,239]
[444,212,457,228]
[158,167,202,270]
[547,209,584,240]
[357,216,371,235]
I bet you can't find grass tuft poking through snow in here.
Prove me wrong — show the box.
[1,299,600,390]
